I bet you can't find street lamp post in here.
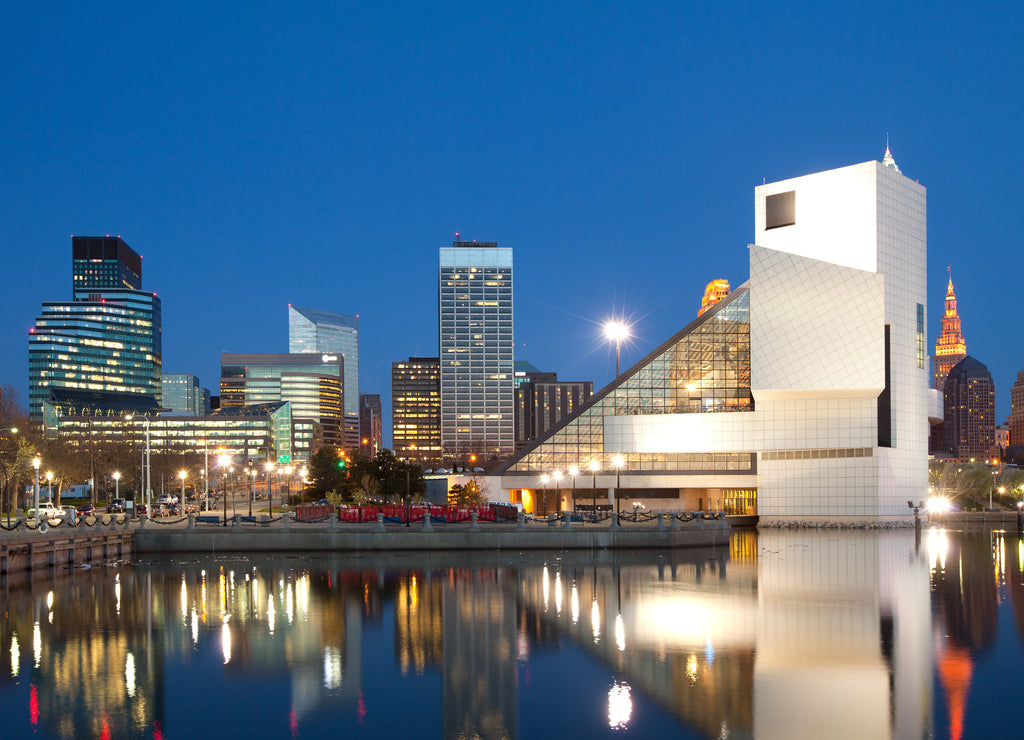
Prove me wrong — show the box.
[127,414,152,517]
[249,468,256,518]
[32,456,40,525]
[541,474,550,517]
[46,471,54,506]
[568,465,579,513]
[589,460,600,520]
[178,470,187,514]
[604,321,630,378]
[612,454,625,526]
[218,454,231,527]
[553,470,563,515]
[265,462,274,518]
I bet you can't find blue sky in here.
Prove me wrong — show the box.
[3,1,1022,443]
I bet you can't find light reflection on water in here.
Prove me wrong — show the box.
[0,527,1022,738]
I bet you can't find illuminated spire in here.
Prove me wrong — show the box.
[881,135,901,173]
[933,267,967,390]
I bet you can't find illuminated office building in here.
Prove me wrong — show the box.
[162,373,210,416]
[942,356,995,462]
[392,357,441,462]
[288,305,359,448]
[439,239,514,460]
[30,236,161,426]
[1010,372,1024,448]
[51,401,293,461]
[698,279,731,316]
[496,155,930,522]
[221,353,341,458]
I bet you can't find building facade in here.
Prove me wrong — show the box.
[930,272,968,453]
[1010,371,1024,448]
[698,279,731,316]
[494,156,929,522]
[220,353,341,459]
[30,236,162,426]
[359,393,382,457]
[288,305,359,448]
[161,373,210,416]
[392,357,441,463]
[439,240,514,460]
[53,401,293,462]
[942,356,996,462]
[513,364,592,452]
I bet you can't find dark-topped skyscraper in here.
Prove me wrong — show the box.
[942,356,995,461]
[30,236,162,425]
[439,239,514,461]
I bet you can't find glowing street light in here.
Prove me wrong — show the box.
[604,321,630,377]
[178,470,187,513]
[32,456,41,526]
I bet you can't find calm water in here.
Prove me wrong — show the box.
[0,527,1021,739]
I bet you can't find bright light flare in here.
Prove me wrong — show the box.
[603,321,630,341]
[927,497,951,514]
[607,681,633,730]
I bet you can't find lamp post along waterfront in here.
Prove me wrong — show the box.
[604,322,630,378]
[32,456,41,526]
[569,465,579,513]
[553,470,563,515]
[612,454,625,524]
[265,462,274,517]
[178,471,187,514]
[589,460,600,519]
[541,474,550,517]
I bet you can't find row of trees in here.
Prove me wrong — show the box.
[306,447,427,503]
[929,461,1024,510]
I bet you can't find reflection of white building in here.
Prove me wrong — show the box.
[496,155,929,522]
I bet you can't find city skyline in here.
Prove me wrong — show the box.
[3,2,1023,445]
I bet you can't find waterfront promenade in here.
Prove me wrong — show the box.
[0,511,731,573]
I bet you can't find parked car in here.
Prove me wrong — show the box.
[77,503,96,517]
[157,494,177,506]
[108,498,126,513]
[28,502,64,521]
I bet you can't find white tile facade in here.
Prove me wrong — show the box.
[605,161,929,521]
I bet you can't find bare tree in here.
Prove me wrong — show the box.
[0,386,34,515]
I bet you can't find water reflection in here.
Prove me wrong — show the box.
[1,526,1022,738]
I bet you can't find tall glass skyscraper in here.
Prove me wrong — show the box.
[439,240,514,460]
[288,305,359,449]
[30,236,162,425]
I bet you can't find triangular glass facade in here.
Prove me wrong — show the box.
[500,286,754,475]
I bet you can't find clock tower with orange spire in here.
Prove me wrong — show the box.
[933,268,967,391]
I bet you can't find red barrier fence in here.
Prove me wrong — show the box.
[295,503,518,524]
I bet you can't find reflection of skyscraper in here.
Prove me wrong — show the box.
[442,569,517,739]
[288,305,359,449]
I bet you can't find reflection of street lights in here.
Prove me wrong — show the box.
[604,321,630,378]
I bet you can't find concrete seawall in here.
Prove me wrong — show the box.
[135,520,730,554]
[1,529,134,573]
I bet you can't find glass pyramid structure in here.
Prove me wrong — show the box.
[497,284,754,475]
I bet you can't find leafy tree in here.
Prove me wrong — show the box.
[306,446,350,498]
